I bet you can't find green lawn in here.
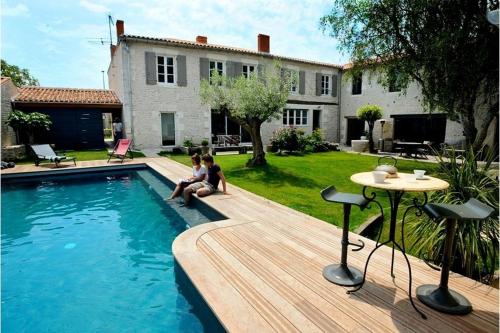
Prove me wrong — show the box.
[16,148,145,165]
[165,151,438,231]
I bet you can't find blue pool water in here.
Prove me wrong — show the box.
[1,168,225,332]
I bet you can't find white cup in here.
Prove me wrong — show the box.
[372,171,388,183]
[414,169,426,179]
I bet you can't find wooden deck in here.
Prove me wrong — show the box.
[3,157,498,332]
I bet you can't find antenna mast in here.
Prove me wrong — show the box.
[108,14,114,46]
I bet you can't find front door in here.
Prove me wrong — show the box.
[313,110,321,130]
[346,118,365,146]
[161,113,175,146]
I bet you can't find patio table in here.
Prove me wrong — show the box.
[394,142,425,158]
[349,172,449,319]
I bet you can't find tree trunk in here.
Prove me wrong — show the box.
[367,121,376,153]
[472,102,498,152]
[460,108,478,148]
[247,121,266,167]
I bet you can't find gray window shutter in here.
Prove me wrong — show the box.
[331,74,338,97]
[234,62,243,77]
[257,64,264,78]
[226,61,235,78]
[299,71,305,95]
[176,55,187,87]
[199,58,209,81]
[315,73,322,96]
[145,51,157,85]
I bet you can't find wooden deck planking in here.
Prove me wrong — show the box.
[3,157,498,332]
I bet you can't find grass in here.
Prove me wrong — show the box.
[16,148,145,165]
[165,151,438,231]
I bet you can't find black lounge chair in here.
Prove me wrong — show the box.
[30,144,76,167]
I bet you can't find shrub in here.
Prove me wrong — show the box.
[201,139,209,146]
[357,104,383,152]
[6,110,52,144]
[303,129,329,152]
[270,127,305,153]
[182,139,194,148]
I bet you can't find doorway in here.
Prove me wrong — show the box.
[313,110,321,130]
[346,118,365,146]
[161,113,176,146]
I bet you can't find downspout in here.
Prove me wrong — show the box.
[337,70,342,143]
[122,40,135,144]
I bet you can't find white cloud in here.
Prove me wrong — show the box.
[1,3,29,17]
[80,0,109,13]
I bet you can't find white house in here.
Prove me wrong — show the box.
[108,20,341,150]
[108,20,491,151]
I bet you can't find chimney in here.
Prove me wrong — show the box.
[257,34,270,53]
[196,35,207,44]
[116,20,124,41]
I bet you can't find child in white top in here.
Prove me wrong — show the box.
[167,154,206,200]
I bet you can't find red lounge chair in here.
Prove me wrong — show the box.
[107,139,133,163]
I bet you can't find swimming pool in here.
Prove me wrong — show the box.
[1,167,226,332]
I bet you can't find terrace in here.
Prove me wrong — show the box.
[2,156,498,332]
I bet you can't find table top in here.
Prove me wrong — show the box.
[351,172,449,192]
[395,142,423,146]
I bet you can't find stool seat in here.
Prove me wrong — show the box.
[423,198,494,221]
[321,186,369,209]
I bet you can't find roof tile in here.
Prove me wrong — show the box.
[14,87,122,105]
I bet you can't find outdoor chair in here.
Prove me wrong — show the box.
[107,139,134,163]
[30,144,77,167]
[417,198,495,315]
[416,141,433,159]
[320,185,369,286]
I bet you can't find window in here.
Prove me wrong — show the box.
[351,73,362,95]
[209,60,224,84]
[283,109,308,126]
[289,70,298,93]
[243,65,255,78]
[161,113,175,145]
[157,55,175,84]
[321,75,330,95]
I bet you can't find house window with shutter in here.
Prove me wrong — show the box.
[209,60,224,84]
[157,55,175,84]
[351,73,362,95]
[242,65,255,78]
[321,75,330,95]
[289,70,298,93]
[283,109,308,126]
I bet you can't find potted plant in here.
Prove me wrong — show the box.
[201,139,209,154]
[357,104,383,152]
[360,130,367,140]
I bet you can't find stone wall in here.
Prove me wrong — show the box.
[1,78,18,147]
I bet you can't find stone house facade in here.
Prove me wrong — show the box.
[108,21,341,150]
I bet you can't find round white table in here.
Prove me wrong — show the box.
[349,172,449,319]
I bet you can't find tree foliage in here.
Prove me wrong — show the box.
[357,104,383,152]
[321,0,499,151]
[1,59,39,86]
[6,110,52,144]
[200,62,295,166]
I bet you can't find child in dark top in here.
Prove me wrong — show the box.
[183,154,227,205]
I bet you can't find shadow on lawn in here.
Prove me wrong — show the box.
[225,163,322,188]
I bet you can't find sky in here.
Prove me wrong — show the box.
[1,0,348,89]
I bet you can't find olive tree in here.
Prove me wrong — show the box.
[6,110,52,145]
[200,62,295,166]
[357,104,383,153]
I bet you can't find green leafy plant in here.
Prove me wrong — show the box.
[357,104,382,152]
[302,129,329,152]
[407,147,499,284]
[5,110,52,144]
[182,139,194,148]
[201,139,209,146]
[270,127,305,153]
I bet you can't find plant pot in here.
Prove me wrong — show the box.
[360,136,367,140]
[201,146,209,155]
[187,146,202,155]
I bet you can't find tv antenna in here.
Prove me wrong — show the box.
[86,14,114,46]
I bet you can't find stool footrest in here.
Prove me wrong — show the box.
[349,239,365,252]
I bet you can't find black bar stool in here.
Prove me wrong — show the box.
[417,198,495,315]
[321,185,369,286]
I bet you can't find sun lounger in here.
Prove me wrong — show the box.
[107,139,133,163]
[30,144,77,167]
